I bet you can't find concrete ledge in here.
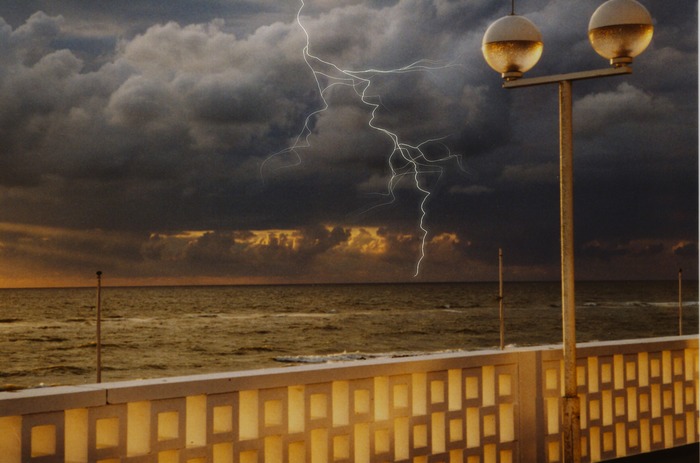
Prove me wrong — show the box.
[0,384,106,416]
[0,336,696,463]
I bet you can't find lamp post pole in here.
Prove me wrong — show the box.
[504,66,631,463]
[558,78,579,463]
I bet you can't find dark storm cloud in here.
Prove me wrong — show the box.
[0,0,694,285]
[0,1,297,38]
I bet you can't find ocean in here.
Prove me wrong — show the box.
[1,281,697,390]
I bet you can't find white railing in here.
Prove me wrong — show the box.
[0,336,697,463]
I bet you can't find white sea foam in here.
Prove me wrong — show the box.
[274,349,462,364]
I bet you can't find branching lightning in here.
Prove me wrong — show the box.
[263,0,463,277]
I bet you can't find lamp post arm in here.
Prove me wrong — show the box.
[503,65,632,88]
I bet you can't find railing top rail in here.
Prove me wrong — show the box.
[1,335,697,417]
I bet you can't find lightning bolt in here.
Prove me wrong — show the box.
[263,0,463,277]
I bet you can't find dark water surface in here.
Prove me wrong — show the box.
[1,281,697,389]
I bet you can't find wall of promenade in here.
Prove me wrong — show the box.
[0,336,697,463]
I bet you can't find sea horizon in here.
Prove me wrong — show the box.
[0,276,695,291]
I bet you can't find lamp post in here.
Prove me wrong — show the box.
[482,1,653,462]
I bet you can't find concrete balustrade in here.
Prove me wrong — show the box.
[0,336,697,463]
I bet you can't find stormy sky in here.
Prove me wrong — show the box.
[0,0,695,287]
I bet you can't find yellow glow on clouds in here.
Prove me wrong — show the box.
[156,227,395,255]
[0,221,462,287]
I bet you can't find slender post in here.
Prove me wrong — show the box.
[559,80,580,463]
[499,248,505,350]
[678,268,683,336]
[96,270,102,383]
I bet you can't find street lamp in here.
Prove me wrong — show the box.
[482,1,653,462]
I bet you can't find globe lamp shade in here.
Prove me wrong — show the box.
[589,0,653,66]
[482,15,543,81]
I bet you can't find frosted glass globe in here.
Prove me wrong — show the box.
[588,0,653,66]
[482,15,543,80]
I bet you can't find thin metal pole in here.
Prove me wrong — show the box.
[678,268,683,336]
[499,248,505,350]
[559,80,580,463]
[96,270,102,383]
